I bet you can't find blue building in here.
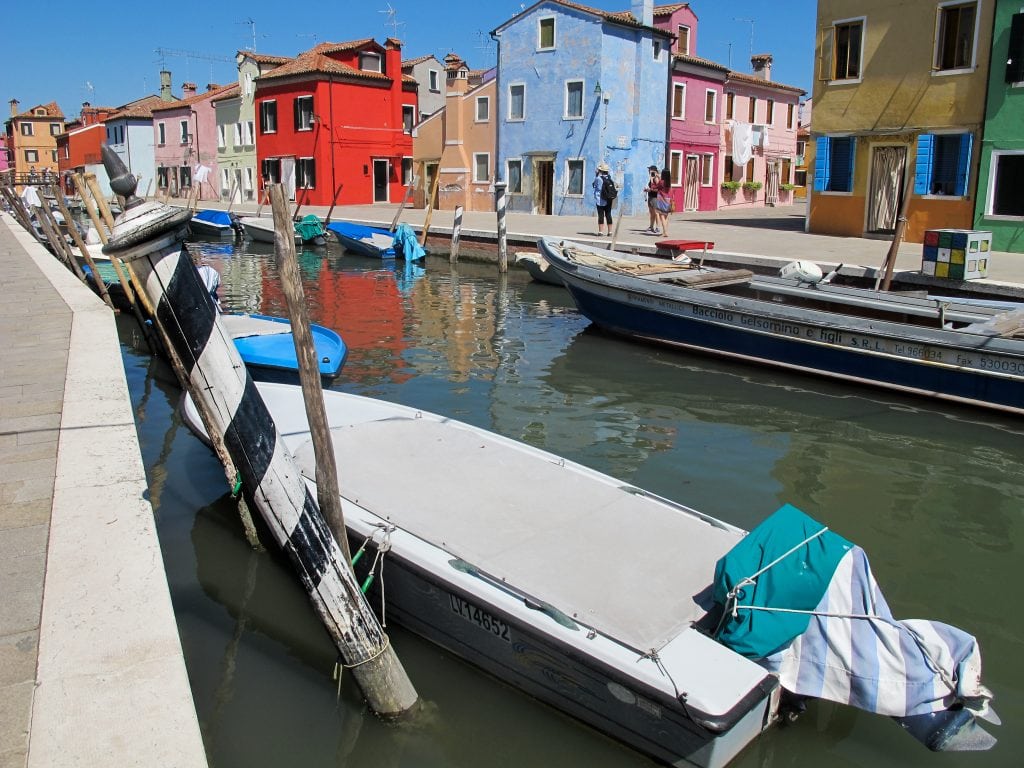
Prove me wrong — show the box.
[491,0,671,217]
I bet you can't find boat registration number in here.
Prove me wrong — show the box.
[449,594,511,642]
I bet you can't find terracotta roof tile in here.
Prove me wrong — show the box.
[653,3,689,16]
[673,53,729,73]
[210,84,241,102]
[258,40,413,85]
[13,101,64,119]
[107,95,179,121]
[402,54,436,68]
[151,83,236,112]
[240,51,293,64]
[725,70,806,95]
[494,1,670,36]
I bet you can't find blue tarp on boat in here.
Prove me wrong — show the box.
[392,222,426,261]
[192,209,233,227]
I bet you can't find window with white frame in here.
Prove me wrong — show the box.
[403,105,415,134]
[157,166,169,189]
[360,52,382,72]
[473,152,490,183]
[787,103,795,129]
[678,25,691,55]
[23,148,37,164]
[262,158,281,183]
[475,96,490,122]
[50,150,57,163]
[670,151,683,186]
[245,167,254,198]
[244,72,253,96]
[50,123,61,136]
[915,132,973,196]
[766,99,775,125]
[20,123,33,136]
[704,90,717,123]
[725,92,734,119]
[672,83,686,119]
[825,17,865,81]
[935,2,978,72]
[429,69,440,92]
[507,159,522,193]
[260,100,277,133]
[509,83,525,120]
[988,150,1024,216]
[565,80,584,119]
[180,120,189,144]
[216,124,225,149]
[538,17,555,50]
[294,95,314,131]
[159,123,167,146]
[748,97,757,123]
[246,121,254,145]
[701,153,714,186]
[401,157,413,186]
[297,157,316,189]
[221,168,230,193]
[179,165,192,189]
[234,122,242,147]
[814,135,856,192]
[566,158,584,195]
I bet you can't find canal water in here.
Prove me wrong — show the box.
[121,238,1023,768]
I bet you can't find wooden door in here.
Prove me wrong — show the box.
[684,155,699,211]
[534,160,553,215]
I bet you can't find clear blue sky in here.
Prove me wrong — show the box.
[2,0,816,119]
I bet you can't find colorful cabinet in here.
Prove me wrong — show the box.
[921,229,992,280]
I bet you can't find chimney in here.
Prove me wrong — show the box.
[160,70,173,100]
[631,0,653,27]
[384,38,404,130]
[206,83,218,92]
[182,82,197,98]
[9,98,19,117]
[751,53,773,81]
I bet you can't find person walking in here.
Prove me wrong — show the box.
[593,162,614,236]
[645,165,660,234]
[654,167,673,240]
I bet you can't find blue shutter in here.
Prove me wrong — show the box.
[813,136,830,192]
[954,132,973,196]
[914,134,934,195]
[830,137,854,191]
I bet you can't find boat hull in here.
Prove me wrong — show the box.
[326,221,397,258]
[222,313,346,384]
[541,241,1024,415]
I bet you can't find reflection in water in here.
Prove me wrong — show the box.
[124,238,1024,768]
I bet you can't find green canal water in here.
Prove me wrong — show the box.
[122,239,1024,768]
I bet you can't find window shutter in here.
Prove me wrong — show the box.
[914,134,934,195]
[813,136,830,191]
[818,26,835,80]
[830,137,854,191]
[954,132,973,196]
[293,98,300,131]
[1008,13,1024,83]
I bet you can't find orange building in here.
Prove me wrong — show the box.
[4,100,65,183]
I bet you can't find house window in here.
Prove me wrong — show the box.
[1006,12,1024,83]
[935,2,977,71]
[50,150,57,162]
[678,25,691,55]
[539,17,555,50]
[157,166,169,189]
[429,69,440,92]
[24,149,37,163]
[50,123,61,136]
[830,18,864,80]
[989,151,1024,216]
[401,157,413,186]
[701,153,714,186]
[244,72,253,96]
[234,122,242,147]
[473,153,490,183]
[653,40,662,59]
[745,159,755,183]
[726,92,734,119]
[766,99,775,125]
[403,105,415,134]
[360,52,382,72]
[260,100,277,133]
[787,103,795,129]
[159,123,167,146]
[245,167,254,198]
[297,157,316,189]
[261,157,281,183]
[748,97,756,123]
[476,96,490,122]
[813,135,856,192]
[179,165,192,190]
[797,140,807,158]
[20,123,33,136]
[565,80,584,119]
[915,132,973,196]
[724,155,735,180]
[672,83,686,119]
[216,124,225,149]
[509,84,525,120]
[221,168,230,193]
[781,157,792,184]
[294,95,314,131]
[507,159,522,193]
[180,120,189,144]
[670,151,683,187]
[246,121,255,145]
[704,90,717,123]
[566,159,584,195]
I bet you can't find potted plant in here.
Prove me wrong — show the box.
[742,181,763,194]
[720,180,741,194]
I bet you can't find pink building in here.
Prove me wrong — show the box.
[0,134,10,174]
[719,55,804,209]
[152,82,234,199]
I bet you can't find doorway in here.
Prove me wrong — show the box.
[373,159,390,203]
[867,145,907,234]
[424,162,439,208]
[534,159,553,215]
[280,157,296,201]
[684,155,699,211]
[765,160,780,206]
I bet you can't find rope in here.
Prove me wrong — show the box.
[332,633,394,698]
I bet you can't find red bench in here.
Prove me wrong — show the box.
[655,240,715,263]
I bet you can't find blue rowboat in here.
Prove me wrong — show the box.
[219,313,346,384]
[326,220,398,258]
[189,209,242,238]
[539,237,1024,416]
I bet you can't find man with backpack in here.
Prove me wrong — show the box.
[593,162,616,237]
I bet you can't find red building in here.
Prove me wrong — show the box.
[254,37,417,207]
[56,103,116,192]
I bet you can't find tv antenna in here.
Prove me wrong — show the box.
[733,18,755,62]
[475,29,494,59]
[380,3,406,38]
[237,17,268,51]
[83,81,96,101]
[297,32,320,47]
[154,48,234,84]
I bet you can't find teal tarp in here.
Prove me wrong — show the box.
[712,504,853,659]
[392,223,426,261]
[295,215,325,242]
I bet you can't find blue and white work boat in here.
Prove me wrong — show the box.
[326,220,426,260]
[218,313,346,384]
[188,209,243,239]
[239,215,327,246]
[182,382,996,766]
[538,238,1024,416]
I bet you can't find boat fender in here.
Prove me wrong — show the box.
[779,260,824,284]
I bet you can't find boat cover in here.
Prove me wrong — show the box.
[392,223,426,261]
[192,209,232,226]
[295,215,326,241]
[713,504,992,718]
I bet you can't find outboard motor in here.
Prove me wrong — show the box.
[779,260,824,284]
[228,211,245,240]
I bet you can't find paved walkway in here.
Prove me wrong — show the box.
[0,214,206,768]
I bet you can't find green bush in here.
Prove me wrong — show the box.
[780,183,796,191]
[720,181,741,192]
[742,181,763,192]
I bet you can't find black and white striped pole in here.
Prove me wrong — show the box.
[449,205,463,265]
[494,181,508,273]
[98,145,418,718]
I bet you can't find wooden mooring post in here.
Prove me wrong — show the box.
[418,172,441,247]
[49,187,114,309]
[72,173,109,245]
[389,181,416,232]
[450,205,464,265]
[495,181,508,273]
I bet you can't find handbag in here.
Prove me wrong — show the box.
[656,194,672,214]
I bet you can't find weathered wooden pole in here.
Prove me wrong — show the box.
[388,180,416,232]
[609,198,624,252]
[98,146,418,718]
[0,186,45,244]
[31,203,71,265]
[49,184,115,310]
[418,172,442,247]
[86,173,116,232]
[324,182,345,225]
[449,205,464,265]
[879,188,913,292]
[33,193,88,282]
[494,181,508,273]
[73,173,109,245]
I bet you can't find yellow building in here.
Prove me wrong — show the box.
[809,1,994,243]
[5,100,65,182]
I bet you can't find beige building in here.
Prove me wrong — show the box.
[413,55,496,212]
